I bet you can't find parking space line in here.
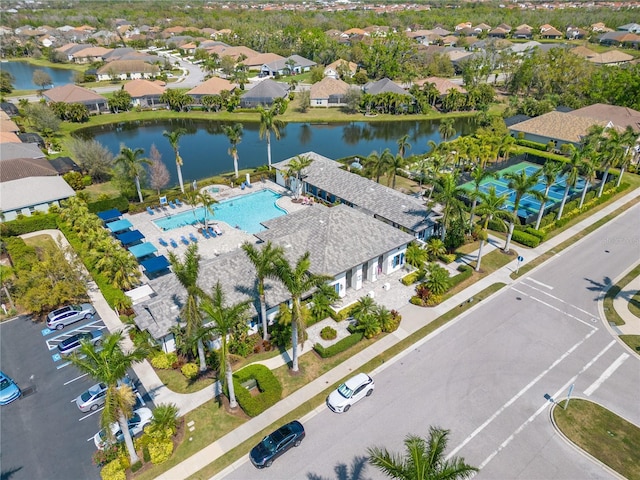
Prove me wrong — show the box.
[56,360,72,369]
[584,353,629,396]
[511,287,598,328]
[64,373,88,386]
[79,408,104,421]
[45,320,105,350]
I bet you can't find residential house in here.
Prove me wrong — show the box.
[260,54,316,77]
[1,176,75,222]
[406,29,443,46]
[566,26,588,40]
[473,23,492,34]
[587,50,634,66]
[243,52,285,71]
[512,25,533,39]
[68,46,112,63]
[488,27,510,39]
[431,26,452,37]
[363,77,409,96]
[187,76,236,104]
[43,84,108,113]
[97,60,159,81]
[239,79,288,108]
[598,31,640,46]
[323,59,357,79]
[124,79,166,108]
[568,104,640,134]
[618,23,640,34]
[414,77,467,97]
[343,28,366,37]
[363,25,390,37]
[309,77,353,107]
[455,22,472,32]
[570,45,597,59]
[540,26,563,40]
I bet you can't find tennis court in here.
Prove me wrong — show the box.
[461,162,585,219]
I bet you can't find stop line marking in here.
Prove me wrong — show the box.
[511,287,597,328]
[583,353,629,396]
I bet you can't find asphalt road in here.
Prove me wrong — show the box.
[223,203,640,479]
[0,314,151,480]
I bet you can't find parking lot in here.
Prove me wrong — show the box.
[1,313,151,480]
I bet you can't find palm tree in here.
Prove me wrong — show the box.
[439,118,456,140]
[578,155,597,209]
[242,241,284,341]
[168,244,207,372]
[615,126,637,188]
[432,172,466,242]
[197,190,216,230]
[365,149,393,184]
[396,134,411,159]
[556,146,584,220]
[222,123,243,178]
[467,166,495,228]
[405,242,428,269]
[534,161,562,230]
[474,186,514,271]
[114,145,150,203]
[68,332,148,464]
[502,169,544,253]
[257,105,284,170]
[271,252,332,372]
[367,426,478,480]
[200,282,251,409]
[425,238,446,261]
[286,154,313,199]
[163,128,187,193]
[387,154,406,188]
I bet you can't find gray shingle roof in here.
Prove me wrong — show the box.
[363,78,408,96]
[0,142,45,161]
[241,79,288,100]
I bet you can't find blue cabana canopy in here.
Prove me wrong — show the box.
[128,242,158,259]
[116,230,145,246]
[141,255,171,273]
[106,218,133,233]
[96,209,122,223]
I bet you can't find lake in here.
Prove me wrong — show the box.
[77,118,475,187]
[0,61,76,90]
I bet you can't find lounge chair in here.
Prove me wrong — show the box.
[207,226,217,237]
[169,238,178,248]
[189,232,198,243]
[146,206,155,215]
[212,224,223,236]
[158,238,168,247]
[240,182,245,190]
[201,229,210,239]
[175,198,183,207]
[169,200,176,209]
[180,236,189,245]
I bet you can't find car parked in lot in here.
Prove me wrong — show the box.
[75,376,135,412]
[47,303,96,330]
[326,372,374,413]
[93,407,153,449]
[57,330,103,356]
[250,420,305,468]
[0,371,21,405]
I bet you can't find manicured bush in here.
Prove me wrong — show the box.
[0,213,58,237]
[230,364,282,417]
[487,218,508,233]
[330,302,358,321]
[438,253,456,264]
[100,459,126,480]
[87,196,129,214]
[130,462,143,473]
[449,265,473,288]
[148,437,174,464]
[511,230,541,247]
[313,332,364,358]
[524,227,546,241]
[409,296,423,306]
[4,237,38,272]
[151,352,178,370]
[63,171,85,190]
[516,139,547,151]
[181,363,198,379]
[539,212,556,228]
[320,326,337,340]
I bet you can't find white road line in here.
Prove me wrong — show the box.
[583,353,630,396]
[79,408,104,421]
[519,284,599,320]
[476,339,617,471]
[64,373,88,386]
[511,287,597,329]
[525,278,554,290]
[446,328,597,460]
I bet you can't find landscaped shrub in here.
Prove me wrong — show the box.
[313,332,364,358]
[438,253,456,264]
[524,227,546,241]
[449,265,473,288]
[511,230,541,247]
[4,237,38,272]
[487,218,508,233]
[181,363,198,379]
[87,195,129,214]
[381,309,401,333]
[516,139,548,151]
[330,302,358,321]
[230,364,282,417]
[151,352,178,370]
[146,428,174,465]
[63,171,85,190]
[320,326,337,340]
[0,213,58,237]
[539,212,556,228]
[100,459,126,480]
[401,270,420,285]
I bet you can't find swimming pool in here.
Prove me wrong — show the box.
[153,189,287,233]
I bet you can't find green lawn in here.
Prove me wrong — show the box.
[553,399,640,480]
[628,289,640,319]
[603,263,640,326]
[619,335,640,354]
[154,368,216,394]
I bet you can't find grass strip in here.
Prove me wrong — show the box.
[553,399,640,480]
[619,335,640,354]
[603,263,640,327]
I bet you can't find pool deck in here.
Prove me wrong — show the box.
[122,180,307,278]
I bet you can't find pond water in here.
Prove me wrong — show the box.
[0,61,76,90]
[77,117,475,187]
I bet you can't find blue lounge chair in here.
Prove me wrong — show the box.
[201,229,210,239]
[207,226,217,237]
[169,238,178,248]
[212,224,223,236]
[189,232,198,243]
[175,198,183,207]
[158,238,168,247]
[180,236,189,245]
[146,206,155,215]
[169,200,176,209]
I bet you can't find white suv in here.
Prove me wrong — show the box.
[47,303,96,330]
[327,373,374,413]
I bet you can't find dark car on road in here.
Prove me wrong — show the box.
[250,420,305,468]
[57,330,103,356]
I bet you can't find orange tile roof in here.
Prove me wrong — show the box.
[187,76,236,96]
[124,79,166,97]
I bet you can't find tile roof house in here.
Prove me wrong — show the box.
[617,23,640,34]
[570,45,597,58]
[568,104,640,133]
[512,26,533,39]
[323,59,358,80]
[260,54,317,77]
[43,84,108,113]
[68,46,112,63]
[587,50,634,66]
[0,131,21,144]
[540,27,563,39]
[96,60,160,81]
[239,79,288,108]
[0,143,57,182]
[1,176,75,222]
[243,52,285,71]
[414,77,467,96]
[309,77,353,107]
[187,76,236,102]
[124,79,166,108]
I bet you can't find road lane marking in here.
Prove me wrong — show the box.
[583,353,630,396]
[511,287,598,328]
[64,373,88,386]
[525,278,553,290]
[518,284,598,320]
[446,328,597,460]
[79,408,104,421]
[475,340,617,471]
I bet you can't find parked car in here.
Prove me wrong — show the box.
[75,376,134,412]
[250,420,305,468]
[57,330,103,356]
[47,303,96,330]
[0,371,21,405]
[93,407,153,449]
[326,372,374,413]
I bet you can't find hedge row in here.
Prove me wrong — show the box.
[0,213,58,237]
[449,265,473,289]
[401,270,421,286]
[487,218,508,233]
[314,332,364,358]
[87,196,130,214]
[516,139,548,151]
[330,302,358,321]
[230,364,282,417]
[511,229,541,248]
[4,237,38,272]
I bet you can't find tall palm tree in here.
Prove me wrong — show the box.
[257,105,284,170]
[168,244,207,371]
[467,166,495,228]
[367,426,478,480]
[114,145,150,203]
[474,186,514,271]
[396,134,411,159]
[502,168,544,253]
[197,190,216,230]
[242,241,284,341]
[578,155,597,209]
[222,123,243,178]
[68,332,148,464]
[432,172,466,242]
[534,161,562,230]
[286,154,313,199]
[556,145,584,220]
[163,128,187,193]
[271,252,332,373]
[200,282,251,409]
[615,126,637,187]
[365,149,393,184]
[387,154,406,188]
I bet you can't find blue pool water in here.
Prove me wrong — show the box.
[153,189,286,233]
